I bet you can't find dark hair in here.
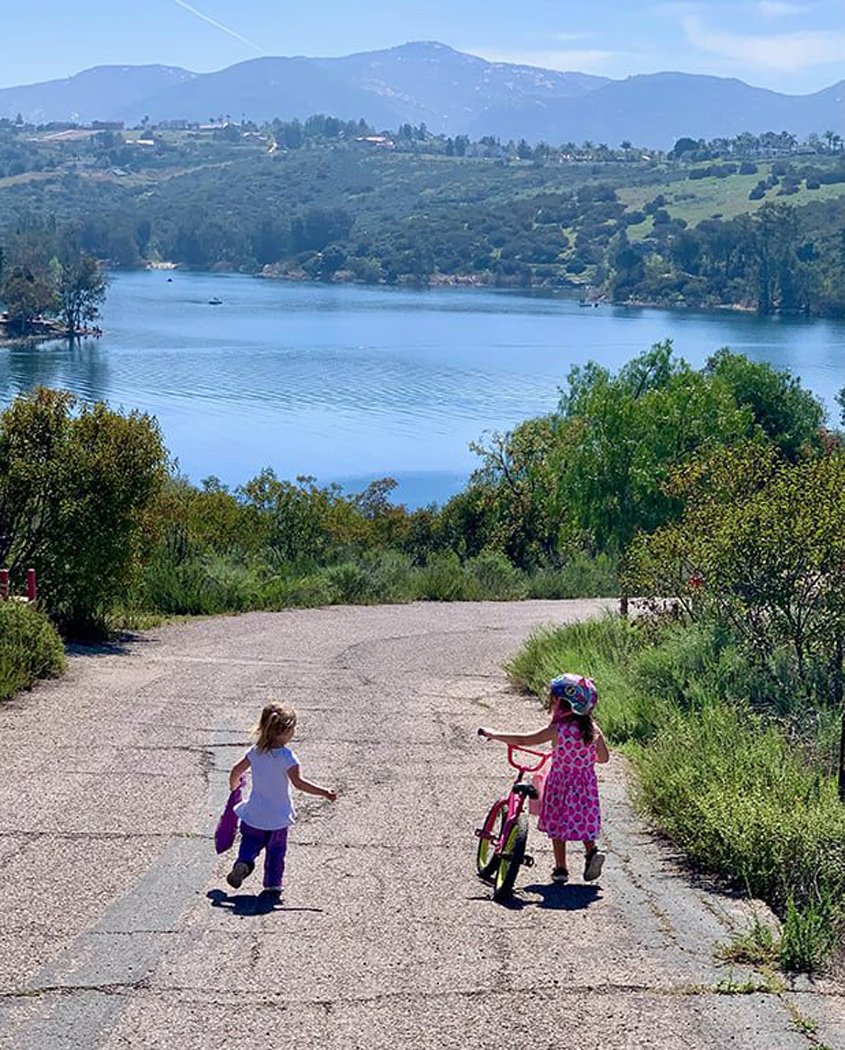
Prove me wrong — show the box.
[575,713,595,745]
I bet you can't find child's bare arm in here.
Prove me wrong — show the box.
[478,724,555,747]
[229,755,250,791]
[594,726,610,764]
[288,765,337,801]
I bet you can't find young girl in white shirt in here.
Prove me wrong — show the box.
[226,702,336,898]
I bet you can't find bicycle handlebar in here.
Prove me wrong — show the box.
[477,728,550,773]
[506,744,550,774]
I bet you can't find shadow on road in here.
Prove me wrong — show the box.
[467,881,602,910]
[207,889,323,916]
[519,882,602,909]
[66,632,154,658]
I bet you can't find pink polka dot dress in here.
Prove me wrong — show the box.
[538,719,601,842]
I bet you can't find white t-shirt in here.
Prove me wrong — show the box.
[234,745,298,830]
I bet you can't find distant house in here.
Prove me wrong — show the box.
[91,120,125,131]
[354,135,395,149]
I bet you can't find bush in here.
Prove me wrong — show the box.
[362,550,417,603]
[527,553,618,599]
[135,552,261,615]
[322,562,376,604]
[260,572,337,609]
[467,551,528,600]
[416,552,479,601]
[0,601,66,701]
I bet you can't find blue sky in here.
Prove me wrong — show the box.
[4,0,844,93]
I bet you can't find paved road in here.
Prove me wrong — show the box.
[0,601,842,1050]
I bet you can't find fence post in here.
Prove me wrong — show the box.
[26,568,37,604]
[0,569,8,600]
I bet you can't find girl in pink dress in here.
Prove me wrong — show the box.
[479,674,609,883]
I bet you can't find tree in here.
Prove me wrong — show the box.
[628,446,845,781]
[559,342,752,612]
[706,348,825,460]
[56,253,108,335]
[0,262,55,332]
[0,388,168,634]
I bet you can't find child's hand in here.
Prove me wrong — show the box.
[478,727,491,739]
[325,788,338,802]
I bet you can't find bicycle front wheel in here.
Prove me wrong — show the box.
[493,813,528,902]
[476,799,507,879]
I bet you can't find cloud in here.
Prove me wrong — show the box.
[552,32,595,43]
[681,15,845,71]
[172,0,264,55]
[471,48,618,73]
[755,1,805,17]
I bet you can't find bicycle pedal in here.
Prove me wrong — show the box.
[522,854,535,868]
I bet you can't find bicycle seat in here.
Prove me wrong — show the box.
[513,782,539,800]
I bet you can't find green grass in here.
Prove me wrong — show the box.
[618,166,845,229]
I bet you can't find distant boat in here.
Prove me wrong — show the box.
[208,297,223,305]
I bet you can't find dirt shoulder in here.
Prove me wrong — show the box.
[0,600,841,1050]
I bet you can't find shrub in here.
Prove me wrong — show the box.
[416,552,479,601]
[0,601,66,701]
[362,550,417,603]
[260,572,337,609]
[467,550,528,600]
[136,552,260,615]
[322,562,375,604]
[527,553,618,599]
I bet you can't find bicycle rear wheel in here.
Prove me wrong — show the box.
[476,799,507,879]
[493,813,528,902]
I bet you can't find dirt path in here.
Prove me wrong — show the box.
[0,601,842,1050]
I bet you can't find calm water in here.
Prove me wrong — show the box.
[2,271,844,506]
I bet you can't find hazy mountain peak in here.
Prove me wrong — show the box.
[0,44,841,148]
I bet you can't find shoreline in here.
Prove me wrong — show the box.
[0,320,102,349]
[147,261,786,321]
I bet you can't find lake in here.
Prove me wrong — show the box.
[2,270,844,507]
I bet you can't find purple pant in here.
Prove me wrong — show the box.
[237,822,289,888]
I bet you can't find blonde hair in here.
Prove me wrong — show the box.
[253,702,297,752]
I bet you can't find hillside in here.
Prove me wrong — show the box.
[1,123,843,316]
[0,64,194,124]
[0,43,842,149]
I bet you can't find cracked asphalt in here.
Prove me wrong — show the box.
[0,600,842,1049]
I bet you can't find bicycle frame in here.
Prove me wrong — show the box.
[475,744,550,876]
[500,744,548,826]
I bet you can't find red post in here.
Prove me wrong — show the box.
[0,570,8,600]
[26,568,37,603]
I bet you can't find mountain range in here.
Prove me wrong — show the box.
[2,42,842,150]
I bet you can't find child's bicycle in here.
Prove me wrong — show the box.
[475,733,550,901]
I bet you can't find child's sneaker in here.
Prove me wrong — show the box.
[226,860,254,889]
[583,848,606,882]
[551,866,569,883]
[261,886,282,901]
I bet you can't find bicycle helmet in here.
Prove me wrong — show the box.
[549,674,598,716]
